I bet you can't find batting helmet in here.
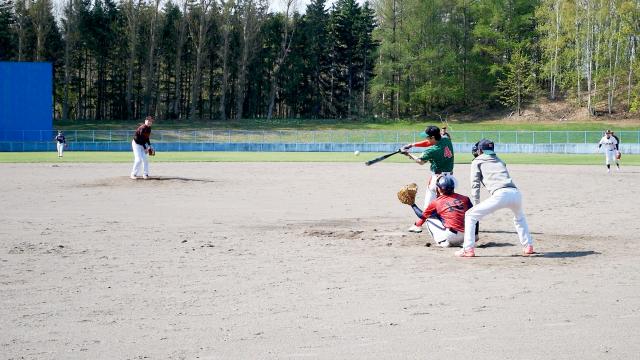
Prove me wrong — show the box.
[436,175,455,195]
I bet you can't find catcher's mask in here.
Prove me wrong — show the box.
[471,142,480,158]
[436,175,455,195]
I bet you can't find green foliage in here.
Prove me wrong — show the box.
[496,50,537,115]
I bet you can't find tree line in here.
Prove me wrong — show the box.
[0,0,639,122]
[0,0,376,121]
[372,0,640,118]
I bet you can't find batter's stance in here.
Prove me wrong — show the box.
[401,125,456,233]
[456,139,534,258]
[598,130,620,173]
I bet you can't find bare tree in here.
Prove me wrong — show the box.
[143,0,162,116]
[124,0,142,119]
[218,0,235,121]
[187,0,214,119]
[61,0,79,120]
[30,0,53,61]
[13,0,29,61]
[173,0,188,119]
[266,0,297,120]
[235,0,266,120]
[550,0,562,100]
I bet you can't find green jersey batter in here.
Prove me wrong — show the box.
[419,136,454,173]
[401,125,458,232]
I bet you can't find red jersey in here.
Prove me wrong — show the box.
[422,193,473,233]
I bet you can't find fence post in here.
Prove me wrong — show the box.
[228,130,231,143]
[516,132,518,144]
[584,131,587,144]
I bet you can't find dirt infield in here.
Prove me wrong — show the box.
[1,162,639,359]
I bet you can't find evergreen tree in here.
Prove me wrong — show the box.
[0,0,16,60]
[497,49,537,115]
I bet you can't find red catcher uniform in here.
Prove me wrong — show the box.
[420,193,473,247]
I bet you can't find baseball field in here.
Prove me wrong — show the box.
[1,160,639,359]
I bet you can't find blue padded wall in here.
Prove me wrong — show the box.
[0,62,53,141]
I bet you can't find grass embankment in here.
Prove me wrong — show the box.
[1,152,638,166]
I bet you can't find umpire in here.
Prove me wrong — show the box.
[456,139,534,257]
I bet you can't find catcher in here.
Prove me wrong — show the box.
[398,176,474,247]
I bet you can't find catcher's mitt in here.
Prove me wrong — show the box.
[147,147,155,156]
[397,183,418,205]
[616,151,621,160]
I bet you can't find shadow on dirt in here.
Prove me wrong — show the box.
[481,230,545,235]
[540,250,600,258]
[477,242,515,248]
[142,176,216,183]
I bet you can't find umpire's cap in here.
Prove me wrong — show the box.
[436,175,455,195]
[477,139,496,155]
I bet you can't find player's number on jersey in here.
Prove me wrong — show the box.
[444,147,453,158]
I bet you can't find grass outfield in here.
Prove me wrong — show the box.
[1,152,638,166]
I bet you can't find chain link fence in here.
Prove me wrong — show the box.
[2,129,639,144]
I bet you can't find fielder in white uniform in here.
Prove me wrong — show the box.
[598,130,620,173]
[54,131,66,157]
[455,139,534,257]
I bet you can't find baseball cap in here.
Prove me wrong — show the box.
[477,139,495,155]
[605,129,612,134]
[419,125,441,139]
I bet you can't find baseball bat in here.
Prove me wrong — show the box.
[365,149,401,166]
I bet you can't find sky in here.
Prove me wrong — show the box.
[49,0,365,16]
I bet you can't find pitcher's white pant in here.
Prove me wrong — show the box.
[463,187,532,250]
[424,217,464,247]
[604,149,616,165]
[56,143,65,157]
[131,140,149,177]
[424,172,457,209]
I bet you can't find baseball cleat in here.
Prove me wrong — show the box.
[523,245,535,256]
[455,248,475,257]
[130,175,137,180]
[143,175,149,180]
[408,225,423,233]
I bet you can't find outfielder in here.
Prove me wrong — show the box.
[401,125,456,233]
[130,116,155,180]
[598,130,620,173]
[455,139,534,257]
[54,130,66,157]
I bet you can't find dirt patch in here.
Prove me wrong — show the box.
[1,162,639,359]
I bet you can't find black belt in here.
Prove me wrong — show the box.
[435,172,453,175]
[448,228,458,234]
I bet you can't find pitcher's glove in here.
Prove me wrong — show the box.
[616,151,621,160]
[147,147,155,156]
[397,183,418,205]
